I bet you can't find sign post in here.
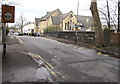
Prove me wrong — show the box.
[2,5,15,57]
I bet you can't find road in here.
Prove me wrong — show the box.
[18,36,119,82]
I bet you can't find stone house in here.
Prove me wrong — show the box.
[39,9,62,33]
[34,9,94,34]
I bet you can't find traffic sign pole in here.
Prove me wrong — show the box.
[1,5,15,58]
[2,23,6,58]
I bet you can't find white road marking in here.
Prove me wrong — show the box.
[14,36,23,44]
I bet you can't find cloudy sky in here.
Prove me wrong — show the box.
[1,0,117,24]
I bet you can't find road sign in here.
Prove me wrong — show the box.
[2,5,15,23]
[75,25,84,27]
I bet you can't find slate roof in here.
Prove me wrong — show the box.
[35,17,41,26]
[41,9,62,21]
[51,13,70,25]
[51,16,60,25]
[75,15,94,27]
[41,11,54,21]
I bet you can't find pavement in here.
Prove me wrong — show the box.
[2,35,39,83]
[46,36,119,58]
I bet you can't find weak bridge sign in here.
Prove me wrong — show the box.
[2,5,15,23]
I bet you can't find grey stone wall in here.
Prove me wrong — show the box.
[44,31,95,44]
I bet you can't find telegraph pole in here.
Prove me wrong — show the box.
[118,0,120,32]
[75,0,79,44]
[107,0,110,29]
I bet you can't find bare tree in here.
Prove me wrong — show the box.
[90,0,104,47]
[16,14,26,33]
[99,0,118,31]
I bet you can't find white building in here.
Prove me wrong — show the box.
[23,23,34,35]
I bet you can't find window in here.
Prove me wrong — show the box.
[67,22,69,30]
[65,23,67,30]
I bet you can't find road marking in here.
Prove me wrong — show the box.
[35,54,58,77]
[23,52,59,77]
[14,36,23,44]
[35,54,54,68]
[22,52,68,80]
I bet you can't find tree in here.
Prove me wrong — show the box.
[16,15,26,33]
[99,0,118,31]
[90,0,104,47]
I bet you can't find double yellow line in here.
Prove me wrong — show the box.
[34,54,58,77]
[22,52,68,80]
[22,52,59,77]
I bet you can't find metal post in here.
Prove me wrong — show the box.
[75,32,77,44]
[2,23,6,58]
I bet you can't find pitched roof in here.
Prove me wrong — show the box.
[51,16,60,25]
[51,12,70,25]
[60,13,70,20]
[75,15,94,27]
[35,17,41,26]
[41,11,54,21]
[41,9,62,21]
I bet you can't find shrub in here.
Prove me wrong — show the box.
[44,25,59,32]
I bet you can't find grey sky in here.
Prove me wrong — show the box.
[1,0,118,25]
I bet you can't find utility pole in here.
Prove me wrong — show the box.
[118,0,120,32]
[75,0,79,44]
[107,0,110,29]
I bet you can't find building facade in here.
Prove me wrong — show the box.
[39,9,62,33]
[34,9,94,34]
[23,22,34,35]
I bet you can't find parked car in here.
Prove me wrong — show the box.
[14,32,19,35]
[18,33,24,36]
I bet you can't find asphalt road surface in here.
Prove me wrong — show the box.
[18,36,119,82]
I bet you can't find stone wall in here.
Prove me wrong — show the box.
[44,31,95,44]
[111,33,120,45]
